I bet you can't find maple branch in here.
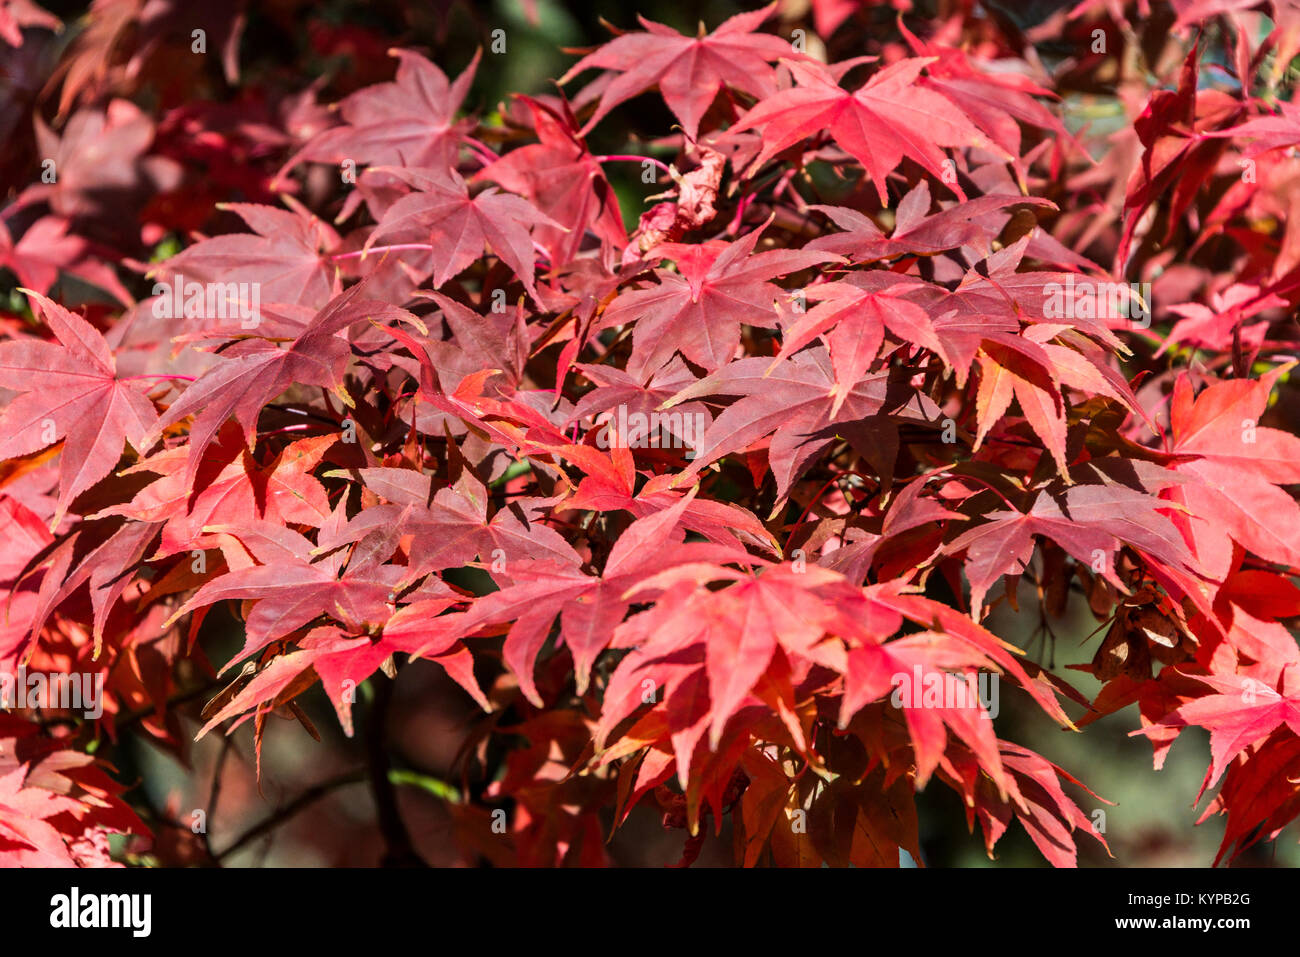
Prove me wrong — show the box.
[212,768,368,862]
[132,803,221,868]
[784,474,845,549]
[363,676,427,867]
[258,424,318,437]
[265,403,346,427]
[594,154,673,176]
[205,735,234,857]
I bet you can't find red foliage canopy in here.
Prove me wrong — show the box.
[4,0,1300,868]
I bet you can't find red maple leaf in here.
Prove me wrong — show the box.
[364,166,558,307]
[278,49,479,179]
[595,227,838,377]
[475,96,625,266]
[0,291,157,523]
[729,57,996,204]
[1164,365,1300,580]
[560,3,798,139]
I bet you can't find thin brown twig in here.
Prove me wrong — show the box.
[213,768,367,862]
[202,735,234,858]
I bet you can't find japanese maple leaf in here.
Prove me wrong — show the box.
[550,438,776,552]
[696,566,847,749]
[1217,569,1300,623]
[460,496,754,705]
[1058,482,1201,574]
[602,568,1054,799]
[0,291,157,523]
[165,524,439,667]
[403,292,529,396]
[389,351,572,457]
[899,242,1128,385]
[474,96,625,266]
[1164,367,1300,580]
[378,604,487,710]
[1136,671,1300,796]
[594,569,821,785]
[973,338,1071,477]
[278,49,479,179]
[364,166,558,307]
[98,428,336,563]
[895,280,1015,385]
[313,465,576,582]
[594,228,838,378]
[0,727,146,866]
[152,202,340,310]
[872,588,1076,727]
[1118,46,1242,266]
[954,741,1111,868]
[805,181,1054,263]
[568,357,712,435]
[593,589,719,773]
[0,766,96,866]
[31,100,181,225]
[143,281,415,483]
[1211,98,1300,156]
[18,516,162,657]
[0,215,133,305]
[197,612,483,742]
[843,630,1006,793]
[1201,729,1300,866]
[667,347,923,500]
[899,20,1075,162]
[770,273,946,415]
[808,0,863,37]
[560,3,797,139]
[0,496,51,582]
[193,641,333,743]
[946,484,1198,616]
[970,327,1145,483]
[818,477,967,585]
[728,57,995,204]
[1160,283,1283,357]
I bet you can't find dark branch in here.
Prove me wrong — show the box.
[213,768,367,862]
[364,676,427,867]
